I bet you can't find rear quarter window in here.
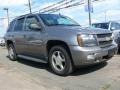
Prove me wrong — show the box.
[7,20,16,32]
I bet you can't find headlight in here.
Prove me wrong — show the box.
[77,34,98,47]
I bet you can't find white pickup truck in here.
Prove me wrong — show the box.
[0,37,5,46]
[92,21,120,50]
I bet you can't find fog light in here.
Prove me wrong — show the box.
[96,60,100,63]
[87,54,95,61]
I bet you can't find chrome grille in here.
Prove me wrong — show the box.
[97,33,113,47]
[97,33,112,38]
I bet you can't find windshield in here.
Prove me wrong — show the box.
[92,23,109,29]
[39,14,80,26]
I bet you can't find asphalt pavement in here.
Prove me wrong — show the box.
[0,47,120,90]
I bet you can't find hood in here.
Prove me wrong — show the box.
[46,26,111,35]
[84,27,112,34]
[112,29,120,34]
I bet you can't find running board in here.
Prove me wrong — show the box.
[18,55,47,63]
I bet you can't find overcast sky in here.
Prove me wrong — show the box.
[0,0,120,37]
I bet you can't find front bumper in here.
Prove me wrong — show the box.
[0,43,5,46]
[69,44,117,67]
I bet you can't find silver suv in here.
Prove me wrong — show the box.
[5,14,117,76]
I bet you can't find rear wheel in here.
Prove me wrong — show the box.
[118,47,120,53]
[49,46,73,76]
[8,44,17,61]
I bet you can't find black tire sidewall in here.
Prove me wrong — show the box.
[8,44,17,61]
[49,46,73,76]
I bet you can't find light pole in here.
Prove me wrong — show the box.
[88,0,92,26]
[105,11,107,22]
[3,8,9,26]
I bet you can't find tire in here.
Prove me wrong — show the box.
[49,46,73,76]
[8,44,17,61]
[118,47,120,54]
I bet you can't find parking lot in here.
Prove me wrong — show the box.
[0,47,120,90]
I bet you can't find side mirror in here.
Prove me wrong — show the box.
[29,23,42,31]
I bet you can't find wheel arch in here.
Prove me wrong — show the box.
[6,40,14,48]
[46,40,74,66]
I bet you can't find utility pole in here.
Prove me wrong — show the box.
[28,0,32,13]
[105,11,107,22]
[3,8,9,26]
[88,0,92,26]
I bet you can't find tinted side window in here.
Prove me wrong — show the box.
[25,16,40,31]
[14,18,25,31]
[7,20,16,32]
[111,23,120,30]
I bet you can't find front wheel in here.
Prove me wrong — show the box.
[49,46,73,76]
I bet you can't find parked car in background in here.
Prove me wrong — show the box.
[4,14,117,76]
[92,21,120,49]
[0,37,5,46]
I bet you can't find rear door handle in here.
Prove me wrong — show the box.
[8,35,14,38]
[23,35,26,38]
